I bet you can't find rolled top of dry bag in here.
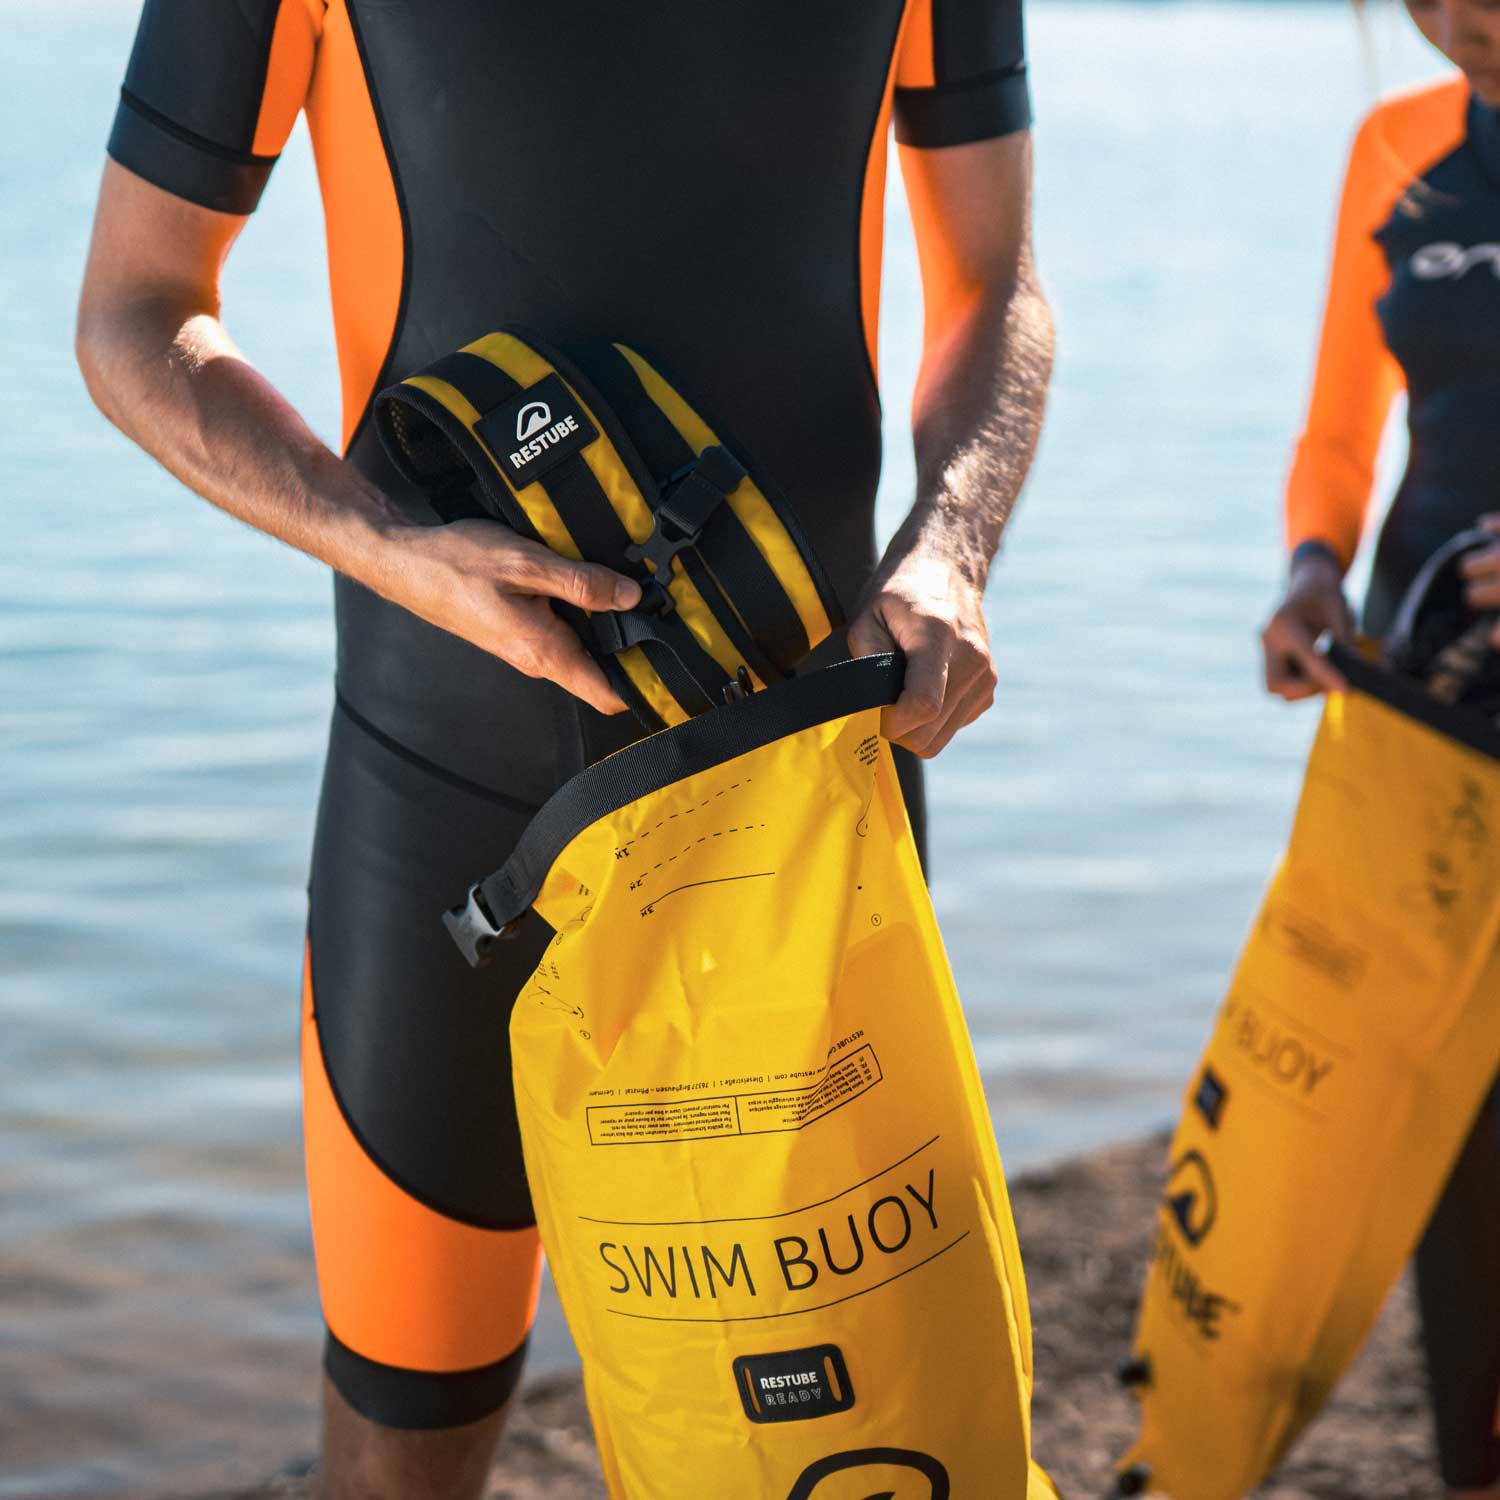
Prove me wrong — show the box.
[443,653,905,966]
[374,327,843,731]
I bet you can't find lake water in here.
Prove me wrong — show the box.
[0,1,1444,1492]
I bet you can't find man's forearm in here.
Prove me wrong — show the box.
[895,248,1054,589]
[76,292,405,593]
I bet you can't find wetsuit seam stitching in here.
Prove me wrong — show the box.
[117,88,279,166]
[307,912,540,1235]
[333,689,545,817]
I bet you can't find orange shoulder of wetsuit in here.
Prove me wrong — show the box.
[1284,76,1470,569]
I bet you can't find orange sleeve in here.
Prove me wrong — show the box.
[1283,112,1406,569]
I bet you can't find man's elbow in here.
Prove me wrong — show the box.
[75,296,124,424]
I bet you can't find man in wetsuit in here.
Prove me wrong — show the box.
[77,3,1053,1496]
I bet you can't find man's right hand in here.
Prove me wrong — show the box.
[377,520,643,716]
[1261,550,1354,700]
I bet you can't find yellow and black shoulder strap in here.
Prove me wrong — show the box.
[374,327,842,731]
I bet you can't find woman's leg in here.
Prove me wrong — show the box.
[1416,1078,1500,1495]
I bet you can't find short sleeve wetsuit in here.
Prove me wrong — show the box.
[106,0,1033,1429]
[1285,76,1500,1489]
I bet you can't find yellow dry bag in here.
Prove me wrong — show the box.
[1118,642,1500,1499]
[449,656,1056,1500]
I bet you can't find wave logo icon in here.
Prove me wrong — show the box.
[786,1447,950,1500]
[515,400,553,442]
[1163,1149,1218,1248]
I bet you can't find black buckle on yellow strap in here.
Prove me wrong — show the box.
[625,445,746,586]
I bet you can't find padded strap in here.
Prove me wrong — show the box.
[377,327,840,731]
[444,654,905,966]
[575,342,814,672]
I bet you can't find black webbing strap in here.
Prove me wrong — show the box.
[443,654,904,966]
[428,350,527,415]
[622,443,784,686]
[539,452,636,567]
[676,549,782,689]
[575,342,813,672]
[589,607,730,714]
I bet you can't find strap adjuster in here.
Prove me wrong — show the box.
[624,445,746,586]
[443,883,523,969]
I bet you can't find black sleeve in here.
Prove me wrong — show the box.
[893,0,1031,149]
[106,0,318,215]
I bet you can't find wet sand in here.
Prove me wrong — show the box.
[19,1134,1439,1500]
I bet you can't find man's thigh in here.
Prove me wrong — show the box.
[303,697,553,1430]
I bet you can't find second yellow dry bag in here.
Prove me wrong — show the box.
[449,655,1056,1500]
[1118,643,1500,1499]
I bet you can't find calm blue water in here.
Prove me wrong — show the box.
[0,1,1443,1492]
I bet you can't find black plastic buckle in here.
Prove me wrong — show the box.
[624,503,704,581]
[443,883,523,969]
[635,576,676,617]
[624,445,746,592]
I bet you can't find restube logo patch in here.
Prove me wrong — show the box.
[472,373,600,489]
[1164,1149,1217,1248]
[515,399,552,442]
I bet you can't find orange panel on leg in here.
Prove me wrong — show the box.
[300,952,542,1373]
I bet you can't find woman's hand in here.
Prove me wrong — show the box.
[1458,514,1500,645]
[847,548,997,757]
[1261,549,1354,700]
[374,519,642,715]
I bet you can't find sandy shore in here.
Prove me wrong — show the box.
[174,1133,1439,1500]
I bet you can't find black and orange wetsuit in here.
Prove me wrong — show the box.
[106,0,1033,1430]
[1286,76,1500,1489]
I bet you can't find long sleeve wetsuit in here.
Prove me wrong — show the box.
[1286,75,1500,1488]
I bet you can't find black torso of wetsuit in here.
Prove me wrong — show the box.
[1365,97,1500,634]
[341,2,907,793]
[1357,95,1500,1495]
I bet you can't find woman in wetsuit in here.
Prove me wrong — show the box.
[1262,3,1500,1492]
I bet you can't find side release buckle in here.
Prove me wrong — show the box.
[624,445,747,601]
[443,883,523,969]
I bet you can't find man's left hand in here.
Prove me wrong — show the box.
[847,547,997,758]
